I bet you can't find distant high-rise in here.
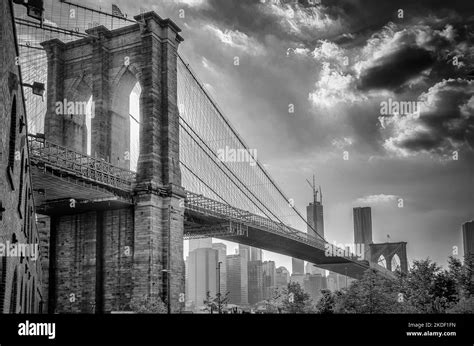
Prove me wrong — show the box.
[187,247,218,310]
[353,207,373,259]
[462,220,474,257]
[290,273,305,288]
[189,238,212,251]
[239,244,262,261]
[212,243,227,296]
[262,261,276,300]
[307,185,324,239]
[250,247,263,261]
[305,262,325,276]
[239,244,250,262]
[304,274,327,302]
[248,260,264,304]
[275,266,290,288]
[326,272,338,292]
[292,258,304,274]
[227,254,248,305]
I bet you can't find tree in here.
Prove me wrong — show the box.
[447,297,474,313]
[130,294,167,313]
[280,282,314,314]
[403,259,441,313]
[203,291,229,314]
[335,269,400,313]
[262,287,286,313]
[316,289,335,314]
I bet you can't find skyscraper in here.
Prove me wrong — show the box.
[292,258,304,274]
[462,220,474,257]
[212,243,227,297]
[250,247,263,261]
[248,260,264,304]
[305,261,325,276]
[275,266,290,288]
[262,261,276,300]
[239,244,262,261]
[226,254,248,305]
[189,238,212,251]
[304,273,327,302]
[187,247,218,310]
[307,185,324,239]
[239,244,250,262]
[353,207,373,259]
[306,183,326,276]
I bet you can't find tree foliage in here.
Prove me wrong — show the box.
[130,294,167,313]
[314,256,474,314]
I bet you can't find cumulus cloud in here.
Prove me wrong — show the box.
[308,62,366,107]
[204,24,265,56]
[305,19,473,111]
[261,0,344,40]
[381,79,474,157]
[355,194,398,205]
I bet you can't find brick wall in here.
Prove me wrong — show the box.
[0,0,44,313]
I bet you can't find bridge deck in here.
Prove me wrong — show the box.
[28,136,394,280]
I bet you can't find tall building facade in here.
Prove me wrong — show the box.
[305,262,325,276]
[275,266,290,288]
[262,261,276,300]
[212,243,227,297]
[462,220,474,258]
[292,258,304,275]
[0,0,44,313]
[250,247,262,261]
[187,247,218,310]
[290,273,306,288]
[307,196,324,238]
[239,244,262,262]
[248,260,263,305]
[304,274,327,302]
[353,207,373,259]
[226,254,248,305]
[189,238,212,252]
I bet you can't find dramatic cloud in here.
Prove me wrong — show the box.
[260,0,345,41]
[381,79,474,157]
[105,0,474,268]
[204,24,265,56]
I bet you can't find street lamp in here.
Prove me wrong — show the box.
[345,266,348,288]
[216,261,222,314]
[162,269,170,314]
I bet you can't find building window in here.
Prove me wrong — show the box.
[0,257,6,313]
[17,150,25,218]
[9,268,18,313]
[8,95,17,173]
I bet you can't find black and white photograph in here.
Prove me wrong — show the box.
[0,0,473,344]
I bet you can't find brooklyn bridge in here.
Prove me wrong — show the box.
[2,0,405,313]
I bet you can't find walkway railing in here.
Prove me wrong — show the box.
[28,135,136,191]
[185,191,330,252]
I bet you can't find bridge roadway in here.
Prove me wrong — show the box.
[27,135,395,280]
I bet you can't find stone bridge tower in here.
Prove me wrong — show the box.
[39,12,185,313]
[369,242,408,273]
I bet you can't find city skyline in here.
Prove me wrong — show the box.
[86,0,474,269]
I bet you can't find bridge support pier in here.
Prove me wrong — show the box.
[38,12,185,313]
[133,186,185,313]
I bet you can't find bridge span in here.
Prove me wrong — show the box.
[28,135,394,281]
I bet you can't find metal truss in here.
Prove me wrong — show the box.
[28,135,136,191]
